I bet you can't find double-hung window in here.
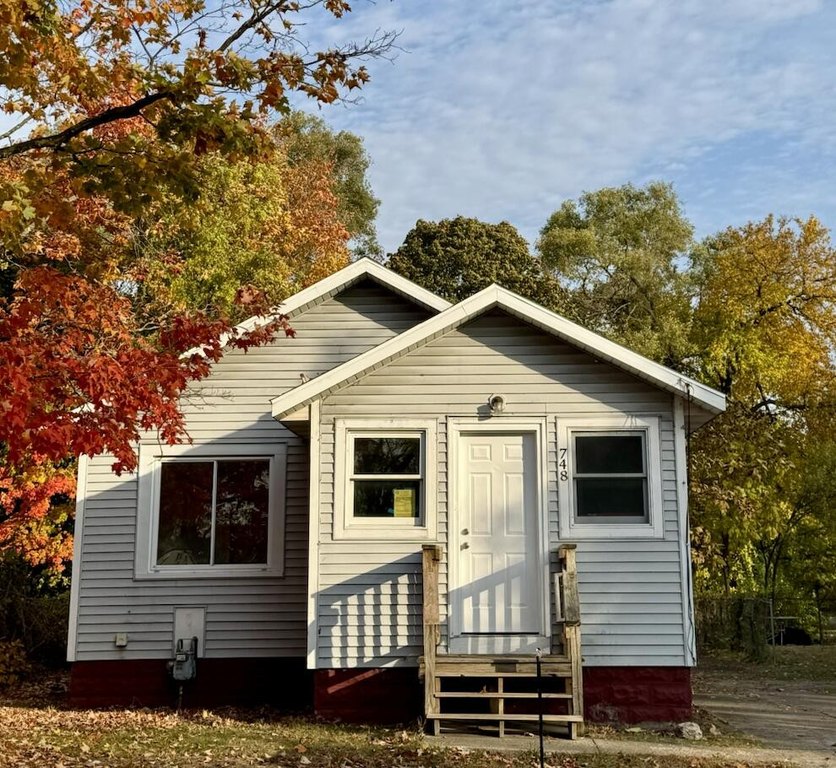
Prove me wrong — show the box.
[574,433,648,523]
[557,416,663,538]
[351,435,423,519]
[135,444,286,578]
[334,420,437,539]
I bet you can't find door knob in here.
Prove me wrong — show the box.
[461,542,470,550]
[462,528,469,535]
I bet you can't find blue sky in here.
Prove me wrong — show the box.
[302,0,836,253]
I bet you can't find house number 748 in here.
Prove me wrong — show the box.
[559,448,568,481]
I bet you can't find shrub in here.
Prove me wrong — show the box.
[0,558,70,666]
[0,640,29,688]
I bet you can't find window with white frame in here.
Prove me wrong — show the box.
[574,433,648,523]
[334,420,436,539]
[135,444,286,578]
[557,416,663,538]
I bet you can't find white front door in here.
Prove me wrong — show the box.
[451,429,546,653]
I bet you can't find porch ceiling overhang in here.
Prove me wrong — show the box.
[269,284,726,424]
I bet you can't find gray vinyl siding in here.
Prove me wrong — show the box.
[72,282,432,661]
[76,444,308,659]
[317,309,686,668]
[181,279,433,438]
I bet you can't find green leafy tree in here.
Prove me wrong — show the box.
[783,443,836,641]
[689,216,836,598]
[691,216,836,405]
[277,113,381,259]
[387,216,561,307]
[690,404,800,596]
[136,136,353,323]
[537,182,694,367]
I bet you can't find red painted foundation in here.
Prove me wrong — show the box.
[69,658,311,709]
[313,668,423,724]
[583,666,692,723]
[70,661,691,724]
[312,666,692,725]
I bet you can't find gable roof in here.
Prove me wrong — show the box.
[239,257,450,331]
[182,258,451,359]
[270,283,726,419]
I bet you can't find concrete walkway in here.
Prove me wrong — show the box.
[429,732,834,767]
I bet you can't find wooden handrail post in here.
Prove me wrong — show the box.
[558,544,580,626]
[557,543,584,736]
[422,544,442,730]
[422,544,441,625]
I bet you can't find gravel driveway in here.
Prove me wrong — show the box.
[694,664,836,755]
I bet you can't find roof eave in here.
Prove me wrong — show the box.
[270,284,727,420]
[181,258,451,360]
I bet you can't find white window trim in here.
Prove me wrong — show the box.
[135,442,286,579]
[333,419,437,541]
[557,415,664,539]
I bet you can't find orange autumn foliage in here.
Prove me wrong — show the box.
[0,0,387,571]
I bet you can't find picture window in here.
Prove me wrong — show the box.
[135,444,285,579]
[156,459,270,566]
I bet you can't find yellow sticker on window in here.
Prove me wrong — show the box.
[393,488,415,518]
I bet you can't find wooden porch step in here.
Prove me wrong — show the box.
[436,691,572,699]
[435,654,571,664]
[434,669,572,678]
[420,656,573,679]
[426,713,584,723]
[432,663,572,676]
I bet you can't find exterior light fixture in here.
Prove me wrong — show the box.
[488,394,506,414]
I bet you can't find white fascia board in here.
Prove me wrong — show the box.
[271,284,726,420]
[271,286,501,418]
[495,288,726,414]
[181,258,451,359]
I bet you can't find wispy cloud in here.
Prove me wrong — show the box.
[304,0,836,250]
[3,0,830,251]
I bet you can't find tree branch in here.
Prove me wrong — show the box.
[217,1,287,53]
[0,91,174,160]
[0,115,34,143]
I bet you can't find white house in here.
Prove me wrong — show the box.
[67,258,724,731]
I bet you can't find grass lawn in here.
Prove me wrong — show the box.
[696,644,836,683]
[0,672,792,768]
[0,705,792,768]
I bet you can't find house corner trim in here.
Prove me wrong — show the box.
[66,454,89,662]
[674,397,697,665]
[306,400,322,670]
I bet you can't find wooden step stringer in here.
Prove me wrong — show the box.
[420,544,584,739]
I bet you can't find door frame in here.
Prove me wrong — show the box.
[447,418,551,654]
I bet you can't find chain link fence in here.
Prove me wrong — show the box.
[695,596,836,660]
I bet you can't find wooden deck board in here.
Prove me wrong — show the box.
[421,544,585,740]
